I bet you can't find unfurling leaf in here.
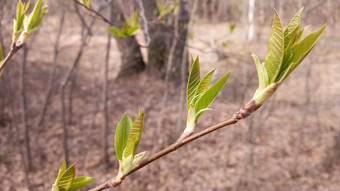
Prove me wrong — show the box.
[252,54,268,91]
[68,176,95,191]
[52,161,94,191]
[57,164,76,190]
[182,57,230,138]
[13,0,30,42]
[186,57,200,109]
[123,110,145,158]
[16,0,48,45]
[265,9,284,83]
[251,8,325,106]
[195,73,229,120]
[109,12,140,38]
[115,114,133,161]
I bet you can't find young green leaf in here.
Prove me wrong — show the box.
[115,114,133,161]
[252,54,269,91]
[194,73,230,119]
[68,176,95,191]
[132,151,146,168]
[123,110,145,158]
[284,7,303,46]
[109,27,125,38]
[80,0,91,8]
[0,43,3,62]
[26,0,48,31]
[186,57,200,109]
[278,24,326,82]
[229,23,236,33]
[57,164,76,190]
[54,160,67,185]
[13,0,30,42]
[192,69,215,105]
[265,9,284,83]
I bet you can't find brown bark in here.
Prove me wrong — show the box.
[112,2,145,77]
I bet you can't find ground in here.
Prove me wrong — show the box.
[0,15,340,191]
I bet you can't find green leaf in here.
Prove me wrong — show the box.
[119,154,134,177]
[57,164,76,190]
[80,0,91,8]
[195,73,229,119]
[186,57,200,109]
[229,23,236,33]
[265,9,284,83]
[68,176,95,191]
[295,25,310,43]
[284,7,303,47]
[279,24,326,82]
[123,110,145,158]
[132,151,146,168]
[0,43,3,62]
[55,161,67,185]
[192,69,215,105]
[25,0,48,31]
[125,26,140,36]
[252,54,269,91]
[115,114,133,161]
[109,27,125,37]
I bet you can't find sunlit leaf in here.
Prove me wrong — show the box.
[115,114,133,161]
[132,151,146,168]
[0,43,3,62]
[284,7,303,47]
[123,110,145,158]
[192,69,215,105]
[55,160,67,185]
[68,176,94,191]
[186,57,200,109]
[109,27,125,37]
[252,54,268,91]
[195,73,229,119]
[265,9,284,83]
[57,164,76,190]
[279,24,326,81]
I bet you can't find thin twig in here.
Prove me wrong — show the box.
[90,117,239,191]
[73,0,114,26]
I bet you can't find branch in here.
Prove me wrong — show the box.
[0,42,23,73]
[90,115,243,191]
[73,0,114,26]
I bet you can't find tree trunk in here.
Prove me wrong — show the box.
[112,2,145,77]
[169,0,190,82]
[247,0,255,41]
[141,0,168,75]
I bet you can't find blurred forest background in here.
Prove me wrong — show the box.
[0,0,340,190]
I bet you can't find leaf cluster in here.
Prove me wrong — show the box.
[115,110,146,178]
[157,1,179,19]
[252,8,325,104]
[13,0,48,44]
[185,57,229,132]
[109,12,140,38]
[52,161,94,191]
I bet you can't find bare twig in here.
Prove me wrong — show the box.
[73,0,114,26]
[90,114,246,191]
